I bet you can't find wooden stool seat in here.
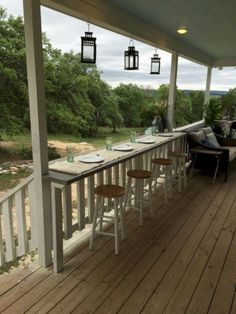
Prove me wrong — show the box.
[152,158,172,166]
[124,169,153,225]
[151,158,172,204]
[168,151,187,158]
[127,169,152,179]
[90,184,125,255]
[94,184,125,198]
[168,150,187,192]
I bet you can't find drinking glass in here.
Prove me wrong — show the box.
[130,131,136,143]
[66,146,75,162]
[105,137,112,151]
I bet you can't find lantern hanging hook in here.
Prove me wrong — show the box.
[129,39,134,46]
[87,22,90,32]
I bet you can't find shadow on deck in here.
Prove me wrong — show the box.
[1,164,236,314]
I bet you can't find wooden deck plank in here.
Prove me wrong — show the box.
[6,177,198,313]
[37,180,197,312]
[163,179,236,314]
[1,173,236,314]
[2,210,138,314]
[208,230,236,314]
[141,179,236,314]
[116,180,227,314]
[185,190,236,314]
[72,180,203,314]
[87,178,218,314]
[55,179,204,313]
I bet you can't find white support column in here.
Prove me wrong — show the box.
[204,66,212,106]
[23,0,52,267]
[167,52,178,131]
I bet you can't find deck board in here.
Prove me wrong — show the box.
[1,171,236,314]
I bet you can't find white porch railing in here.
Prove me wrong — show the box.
[0,174,36,267]
[50,133,187,271]
[0,131,189,270]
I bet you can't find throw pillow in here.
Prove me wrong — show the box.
[200,138,216,148]
[206,132,220,147]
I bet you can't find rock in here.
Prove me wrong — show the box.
[0,170,8,174]
[10,167,18,171]
[11,172,17,175]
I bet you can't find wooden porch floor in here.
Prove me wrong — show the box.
[1,166,236,313]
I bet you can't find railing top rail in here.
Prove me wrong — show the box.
[174,120,204,132]
[48,132,186,185]
[0,173,34,204]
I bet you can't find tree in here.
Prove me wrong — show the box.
[188,90,205,122]
[114,84,146,127]
[0,7,28,134]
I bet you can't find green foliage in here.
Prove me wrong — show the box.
[20,145,60,160]
[114,84,149,127]
[204,97,223,126]
[221,87,236,119]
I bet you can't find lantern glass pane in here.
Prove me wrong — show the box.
[151,62,160,73]
[83,45,94,61]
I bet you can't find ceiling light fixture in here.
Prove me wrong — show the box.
[177,26,188,35]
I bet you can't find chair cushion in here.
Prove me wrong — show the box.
[200,139,217,148]
[201,126,213,135]
[200,126,220,147]
[206,132,220,148]
[189,130,206,143]
[224,146,236,162]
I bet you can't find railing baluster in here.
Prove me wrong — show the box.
[3,198,16,262]
[77,179,85,231]
[62,185,72,240]
[28,180,37,250]
[114,165,119,185]
[15,189,28,256]
[87,175,95,223]
[0,205,5,266]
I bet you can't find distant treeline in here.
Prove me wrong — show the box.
[1,6,236,136]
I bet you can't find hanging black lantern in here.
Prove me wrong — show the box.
[150,49,161,74]
[124,40,139,70]
[81,24,96,64]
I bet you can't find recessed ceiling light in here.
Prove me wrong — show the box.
[177,26,188,35]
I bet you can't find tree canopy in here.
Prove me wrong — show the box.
[1,6,234,136]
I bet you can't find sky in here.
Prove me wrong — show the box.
[1,0,236,91]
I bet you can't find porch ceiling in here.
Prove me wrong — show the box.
[41,0,236,67]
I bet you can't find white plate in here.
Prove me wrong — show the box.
[79,155,105,163]
[113,145,134,151]
[137,138,156,144]
[158,133,174,137]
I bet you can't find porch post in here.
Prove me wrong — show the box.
[167,52,178,131]
[204,66,212,106]
[23,0,52,266]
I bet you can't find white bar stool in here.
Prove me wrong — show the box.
[151,157,172,204]
[89,184,125,255]
[124,169,153,225]
[168,151,187,192]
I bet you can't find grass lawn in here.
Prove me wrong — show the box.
[1,127,144,153]
[0,127,144,191]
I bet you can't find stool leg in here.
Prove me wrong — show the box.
[164,166,169,204]
[114,198,119,254]
[168,165,173,198]
[99,196,105,232]
[123,176,132,213]
[89,196,99,250]
[148,177,154,217]
[139,180,144,225]
[119,196,125,240]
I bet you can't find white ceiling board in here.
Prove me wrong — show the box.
[41,0,236,66]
